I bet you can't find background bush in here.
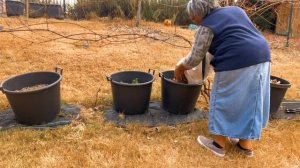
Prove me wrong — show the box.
[68,0,135,20]
[248,0,276,31]
[67,0,276,30]
[68,0,192,26]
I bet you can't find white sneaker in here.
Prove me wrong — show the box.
[197,135,225,157]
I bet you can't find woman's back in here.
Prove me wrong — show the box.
[201,6,271,72]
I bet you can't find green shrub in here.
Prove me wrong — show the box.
[252,11,276,31]
[240,0,276,31]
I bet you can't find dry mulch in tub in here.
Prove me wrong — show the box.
[16,84,48,92]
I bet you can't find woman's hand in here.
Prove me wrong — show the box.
[175,63,188,83]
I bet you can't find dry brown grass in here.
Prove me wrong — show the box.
[0,17,300,167]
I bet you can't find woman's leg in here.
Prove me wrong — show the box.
[213,135,226,148]
[239,139,253,150]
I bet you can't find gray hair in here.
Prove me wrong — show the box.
[187,0,220,19]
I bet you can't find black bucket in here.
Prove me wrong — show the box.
[107,70,155,115]
[270,75,291,114]
[0,68,63,125]
[5,0,24,16]
[29,3,45,18]
[159,70,202,115]
[46,4,63,19]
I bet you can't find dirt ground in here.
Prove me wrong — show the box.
[0,17,299,167]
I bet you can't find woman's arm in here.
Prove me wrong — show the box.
[175,26,213,81]
[182,26,214,69]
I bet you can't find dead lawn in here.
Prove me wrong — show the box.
[0,17,299,168]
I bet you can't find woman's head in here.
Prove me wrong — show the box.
[187,0,220,25]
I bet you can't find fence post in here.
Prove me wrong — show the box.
[286,0,293,47]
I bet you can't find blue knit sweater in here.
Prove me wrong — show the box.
[201,6,271,72]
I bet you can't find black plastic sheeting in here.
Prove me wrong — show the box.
[104,101,208,127]
[271,100,300,120]
[0,104,80,130]
[104,100,300,127]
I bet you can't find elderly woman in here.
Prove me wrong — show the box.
[175,0,271,157]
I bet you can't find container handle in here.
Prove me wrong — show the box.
[106,75,112,81]
[159,72,163,78]
[55,67,63,75]
[148,69,155,75]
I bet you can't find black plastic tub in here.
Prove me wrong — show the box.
[0,68,63,125]
[46,4,63,19]
[107,70,155,115]
[5,0,24,16]
[159,70,202,115]
[270,75,291,114]
[29,3,45,18]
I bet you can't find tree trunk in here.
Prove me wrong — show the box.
[63,0,66,16]
[136,0,142,27]
[26,0,29,20]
